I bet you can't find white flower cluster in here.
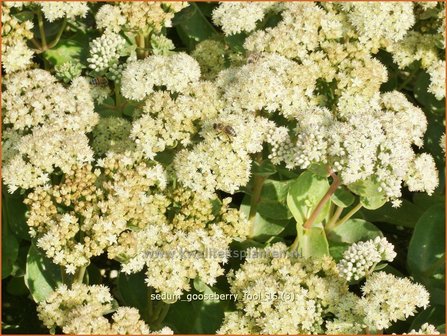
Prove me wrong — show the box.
[338,237,397,281]
[38,2,89,22]
[96,2,188,34]
[2,70,98,193]
[270,91,438,206]
[216,53,320,117]
[218,243,360,335]
[54,61,83,83]
[92,117,135,156]
[174,112,274,198]
[219,243,431,334]
[192,40,228,80]
[37,283,172,335]
[87,32,126,73]
[341,2,415,50]
[1,3,34,73]
[402,323,440,335]
[359,272,430,330]
[109,190,249,296]
[121,53,201,101]
[427,60,446,100]
[385,3,445,100]
[131,82,221,160]
[212,2,276,35]
[24,152,167,274]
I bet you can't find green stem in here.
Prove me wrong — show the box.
[74,266,87,284]
[247,154,266,238]
[47,19,67,49]
[60,266,66,284]
[30,38,42,50]
[303,170,340,230]
[289,233,300,252]
[326,205,343,230]
[114,82,127,113]
[135,33,146,59]
[334,202,363,228]
[37,9,47,50]
[153,303,170,328]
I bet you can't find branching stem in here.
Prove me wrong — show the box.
[334,202,363,228]
[303,169,340,230]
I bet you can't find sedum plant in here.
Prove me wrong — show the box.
[1,1,445,335]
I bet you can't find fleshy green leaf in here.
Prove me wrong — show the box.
[24,244,63,302]
[360,199,425,228]
[43,32,89,66]
[2,203,19,279]
[407,204,445,291]
[173,3,216,50]
[348,178,387,210]
[300,224,329,258]
[118,271,152,322]
[327,218,382,244]
[287,171,330,226]
[331,186,355,208]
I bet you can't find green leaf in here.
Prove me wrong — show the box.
[287,171,330,226]
[6,276,29,296]
[252,160,276,177]
[410,305,445,333]
[164,287,225,334]
[193,277,208,293]
[329,242,349,262]
[257,179,293,220]
[224,33,247,52]
[331,186,355,208]
[414,71,445,114]
[407,204,445,290]
[300,224,329,258]
[43,32,89,67]
[24,244,63,302]
[174,3,216,50]
[240,195,289,242]
[117,271,151,322]
[2,206,19,279]
[360,199,425,228]
[327,218,382,244]
[348,178,387,210]
[2,188,30,241]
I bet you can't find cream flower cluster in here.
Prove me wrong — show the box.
[427,60,446,100]
[24,151,167,274]
[402,323,440,335]
[109,190,249,296]
[341,2,415,50]
[212,2,276,35]
[2,70,98,193]
[174,112,275,198]
[385,3,445,100]
[337,237,397,281]
[121,53,201,101]
[270,91,438,206]
[131,82,221,160]
[359,272,430,330]
[87,32,126,73]
[92,117,135,156]
[218,243,364,334]
[192,40,228,80]
[1,3,34,73]
[37,283,172,335]
[38,2,89,22]
[219,243,431,334]
[96,2,188,34]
